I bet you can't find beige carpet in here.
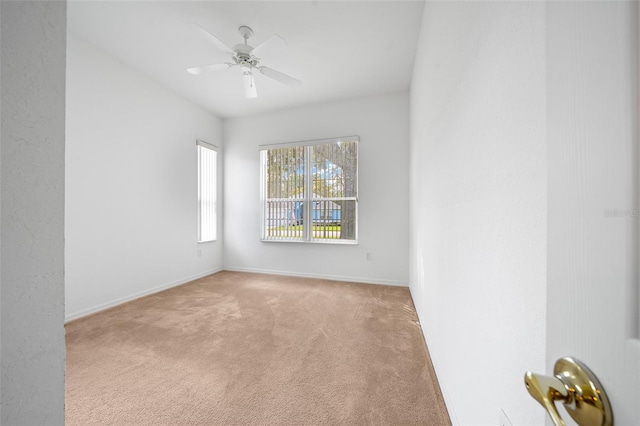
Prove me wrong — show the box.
[66,271,450,425]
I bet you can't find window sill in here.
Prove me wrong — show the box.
[260,239,358,245]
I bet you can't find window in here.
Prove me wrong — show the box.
[197,141,217,242]
[260,136,358,243]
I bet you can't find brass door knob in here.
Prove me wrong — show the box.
[524,357,613,426]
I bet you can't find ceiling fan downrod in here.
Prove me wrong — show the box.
[238,25,253,45]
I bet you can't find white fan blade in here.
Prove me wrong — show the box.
[242,69,257,98]
[187,63,235,75]
[190,22,234,55]
[252,34,287,58]
[259,66,302,88]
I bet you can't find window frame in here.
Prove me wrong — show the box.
[197,140,218,243]
[259,135,359,244]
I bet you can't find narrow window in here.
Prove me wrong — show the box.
[197,141,217,242]
[260,136,358,243]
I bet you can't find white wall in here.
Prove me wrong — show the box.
[409,2,546,425]
[224,92,409,286]
[1,1,66,423]
[65,34,223,321]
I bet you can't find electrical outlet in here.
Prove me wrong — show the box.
[499,409,513,426]
[365,252,373,261]
[197,249,202,258]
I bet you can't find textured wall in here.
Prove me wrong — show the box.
[409,2,546,424]
[1,1,66,424]
[65,34,224,320]
[223,92,410,286]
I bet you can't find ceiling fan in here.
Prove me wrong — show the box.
[187,24,302,98]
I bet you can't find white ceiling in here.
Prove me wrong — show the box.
[67,0,424,118]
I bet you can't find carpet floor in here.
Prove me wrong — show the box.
[66,271,450,425]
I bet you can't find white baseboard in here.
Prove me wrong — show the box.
[428,343,459,426]
[65,268,223,323]
[409,287,459,426]
[223,266,408,287]
[66,267,406,323]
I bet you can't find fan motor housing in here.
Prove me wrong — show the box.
[233,44,258,67]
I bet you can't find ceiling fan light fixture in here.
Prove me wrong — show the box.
[242,69,257,98]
